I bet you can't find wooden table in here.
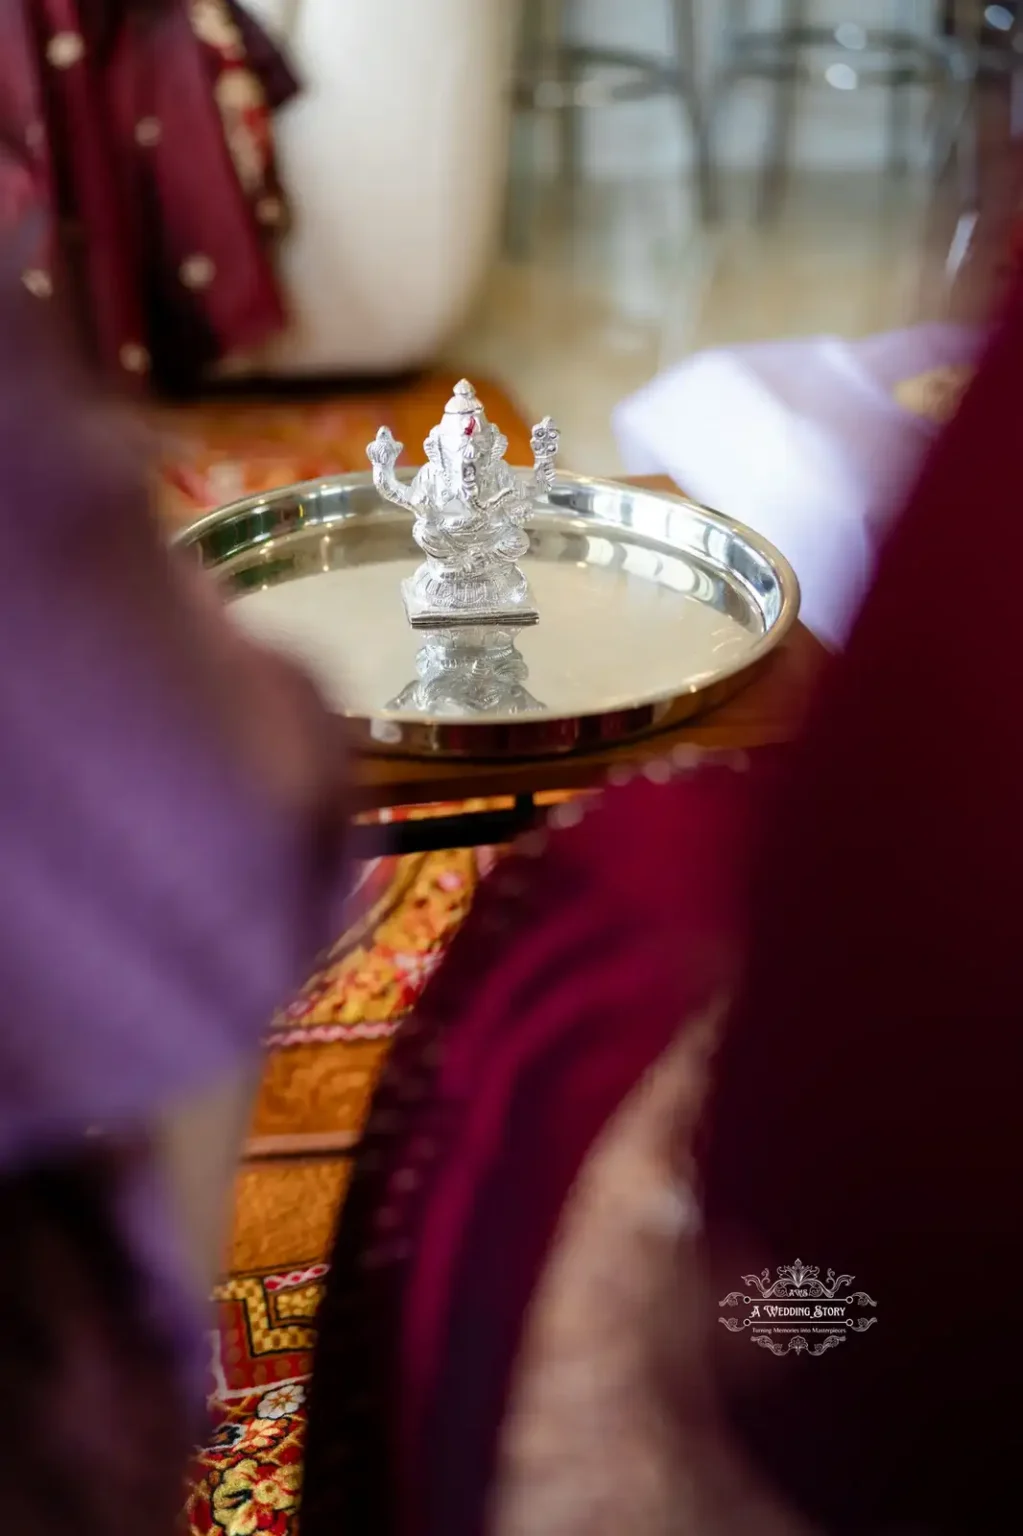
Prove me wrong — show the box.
[349,477,828,856]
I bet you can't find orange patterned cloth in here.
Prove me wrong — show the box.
[164,382,533,1534]
[157,398,389,524]
[155,375,535,530]
[183,840,491,1533]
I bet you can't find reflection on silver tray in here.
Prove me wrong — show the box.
[388,627,545,716]
[175,471,800,760]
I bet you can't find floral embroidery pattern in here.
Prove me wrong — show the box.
[211,1457,301,1535]
[257,1383,305,1420]
[205,1414,288,1463]
[207,1422,244,1454]
[187,1395,305,1535]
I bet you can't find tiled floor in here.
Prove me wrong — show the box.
[446,168,951,475]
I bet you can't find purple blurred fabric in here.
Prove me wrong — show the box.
[0,276,348,1402]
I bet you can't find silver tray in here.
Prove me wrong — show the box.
[176,472,799,759]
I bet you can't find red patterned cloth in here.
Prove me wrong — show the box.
[0,0,297,391]
[185,1386,306,1536]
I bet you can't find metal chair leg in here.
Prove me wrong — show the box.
[757,0,808,221]
[504,114,535,260]
[507,0,570,258]
[534,0,579,194]
[887,0,927,176]
[931,56,977,204]
[934,2,982,217]
[669,0,719,222]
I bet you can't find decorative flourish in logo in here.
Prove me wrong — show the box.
[719,1260,877,1357]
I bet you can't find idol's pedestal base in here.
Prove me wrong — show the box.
[401,577,538,631]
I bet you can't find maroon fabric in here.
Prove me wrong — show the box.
[0,1145,191,1536]
[0,0,297,391]
[696,286,1023,1532]
[305,275,1023,1535]
[301,750,788,1536]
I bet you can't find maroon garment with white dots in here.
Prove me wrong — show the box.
[0,0,296,391]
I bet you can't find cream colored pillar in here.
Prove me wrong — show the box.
[238,0,517,376]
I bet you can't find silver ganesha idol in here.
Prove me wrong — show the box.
[367,379,559,627]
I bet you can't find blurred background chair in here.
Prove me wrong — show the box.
[209,0,1023,479]
[509,0,715,252]
[913,4,1023,317]
[943,0,1023,203]
[709,0,972,220]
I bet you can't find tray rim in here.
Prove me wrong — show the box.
[175,470,801,759]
